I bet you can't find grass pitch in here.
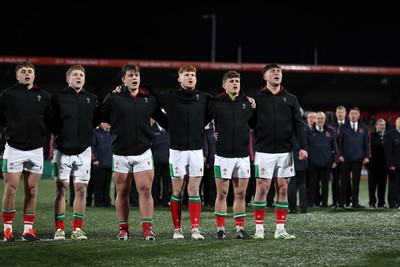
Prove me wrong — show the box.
[1,179,400,266]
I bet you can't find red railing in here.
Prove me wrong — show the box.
[2,55,400,75]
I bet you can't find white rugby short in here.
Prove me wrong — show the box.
[214,155,250,179]
[169,149,203,178]
[113,149,154,174]
[254,152,294,179]
[2,143,43,174]
[53,147,92,183]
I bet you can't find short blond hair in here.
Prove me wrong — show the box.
[66,65,85,78]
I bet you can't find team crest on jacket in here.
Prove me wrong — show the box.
[86,97,90,104]
[359,128,364,133]
[242,103,246,109]
[144,97,148,103]
[325,132,331,137]
[37,95,42,102]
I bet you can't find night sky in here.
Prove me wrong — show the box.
[2,2,400,67]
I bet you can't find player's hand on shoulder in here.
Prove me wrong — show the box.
[112,85,122,94]
[247,97,256,109]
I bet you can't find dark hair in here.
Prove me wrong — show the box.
[121,64,140,78]
[222,70,240,83]
[15,61,35,74]
[349,106,360,113]
[262,63,281,75]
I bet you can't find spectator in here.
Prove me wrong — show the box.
[150,118,171,208]
[288,133,308,214]
[306,111,317,129]
[383,117,400,209]
[87,122,113,207]
[306,111,338,208]
[202,120,217,208]
[328,105,349,207]
[246,129,256,206]
[337,107,370,209]
[367,118,387,208]
[129,177,139,207]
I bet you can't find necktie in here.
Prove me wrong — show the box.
[352,123,356,132]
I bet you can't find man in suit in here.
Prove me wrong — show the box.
[337,107,370,208]
[306,112,338,208]
[328,106,349,207]
[367,118,387,208]
[384,117,400,209]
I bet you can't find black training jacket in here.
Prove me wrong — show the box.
[158,87,213,150]
[250,86,308,153]
[101,86,167,156]
[210,92,254,157]
[50,86,99,155]
[0,83,51,150]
